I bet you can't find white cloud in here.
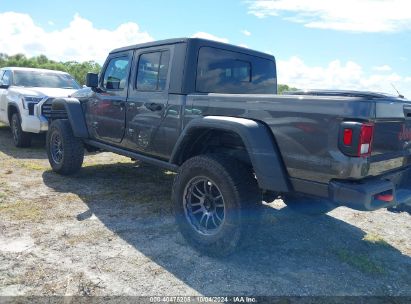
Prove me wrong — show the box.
[0,12,153,63]
[277,56,411,98]
[241,29,252,36]
[47,20,54,26]
[248,0,411,32]
[191,32,229,43]
[238,44,249,48]
[373,65,392,72]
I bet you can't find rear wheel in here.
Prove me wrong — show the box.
[46,120,84,175]
[11,113,31,147]
[172,154,261,257]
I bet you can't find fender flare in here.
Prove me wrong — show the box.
[52,98,89,138]
[170,116,290,192]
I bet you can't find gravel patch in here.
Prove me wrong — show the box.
[0,123,410,296]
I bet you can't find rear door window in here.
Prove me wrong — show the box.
[136,50,170,91]
[196,47,276,94]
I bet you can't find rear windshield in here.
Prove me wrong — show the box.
[13,71,80,89]
[196,47,276,94]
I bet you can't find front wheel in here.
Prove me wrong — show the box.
[46,120,84,175]
[172,154,261,257]
[11,113,31,147]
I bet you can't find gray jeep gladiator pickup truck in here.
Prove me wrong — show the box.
[45,38,411,256]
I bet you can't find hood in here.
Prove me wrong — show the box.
[9,86,78,98]
[71,87,93,99]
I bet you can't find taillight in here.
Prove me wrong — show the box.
[339,122,374,157]
[343,128,353,145]
[358,123,373,156]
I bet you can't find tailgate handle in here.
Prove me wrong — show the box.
[403,106,411,117]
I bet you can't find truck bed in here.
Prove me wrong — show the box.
[186,92,411,192]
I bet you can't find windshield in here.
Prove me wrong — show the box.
[12,71,81,89]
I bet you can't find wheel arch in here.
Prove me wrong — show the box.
[7,103,20,124]
[51,98,89,138]
[170,116,290,192]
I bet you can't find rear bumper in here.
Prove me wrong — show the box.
[329,166,411,211]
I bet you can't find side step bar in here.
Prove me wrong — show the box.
[84,140,179,172]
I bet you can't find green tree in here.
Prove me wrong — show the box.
[278,84,298,94]
[0,53,101,85]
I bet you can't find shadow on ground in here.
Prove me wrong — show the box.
[42,162,411,296]
[0,125,47,159]
[388,204,411,215]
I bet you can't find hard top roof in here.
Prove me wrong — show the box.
[110,38,274,60]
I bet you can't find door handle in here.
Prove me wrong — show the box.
[145,102,163,111]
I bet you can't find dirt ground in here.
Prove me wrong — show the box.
[0,122,411,297]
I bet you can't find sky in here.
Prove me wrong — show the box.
[1,0,411,97]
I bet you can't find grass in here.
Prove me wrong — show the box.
[19,162,49,171]
[363,233,390,247]
[0,200,43,221]
[335,248,386,274]
[0,191,6,203]
[66,234,95,246]
[1,275,21,286]
[83,157,133,168]
[63,193,80,202]
[64,230,110,246]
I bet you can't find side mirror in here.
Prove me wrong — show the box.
[86,73,98,88]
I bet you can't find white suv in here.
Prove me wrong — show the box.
[0,67,80,147]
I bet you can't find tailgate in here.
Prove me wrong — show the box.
[369,100,411,175]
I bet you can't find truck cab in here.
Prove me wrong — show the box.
[77,38,277,160]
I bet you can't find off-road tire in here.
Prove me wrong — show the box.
[46,119,84,175]
[172,154,261,257]
[11,113,31,147]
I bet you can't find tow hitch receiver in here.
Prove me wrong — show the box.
[375,191,394,203]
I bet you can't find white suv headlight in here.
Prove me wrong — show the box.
[21,96,44,109]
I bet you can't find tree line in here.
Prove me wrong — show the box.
[0,53,101,86]
[0,53,297,93]
[278,84,298,94]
